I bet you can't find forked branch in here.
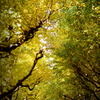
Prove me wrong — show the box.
[0,49,43,99]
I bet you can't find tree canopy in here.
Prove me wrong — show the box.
[0,0,100,100]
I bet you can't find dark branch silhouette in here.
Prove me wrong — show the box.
[0,20,43,53]
[0,9,54,58]
[21,77,42,91]
[0,49,43,99]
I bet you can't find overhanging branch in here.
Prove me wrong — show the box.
[0,49,43,99]
[0,9,54,57]
[20,77,42,91]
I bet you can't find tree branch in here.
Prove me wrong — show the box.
[0,49,43,99]
[0,9,54,58]
[20,77,42,91]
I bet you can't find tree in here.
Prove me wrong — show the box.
[51,0,100,99]
[0,0,100,100]
[0,0,68,99]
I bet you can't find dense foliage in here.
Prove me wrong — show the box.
[0,0,100,100]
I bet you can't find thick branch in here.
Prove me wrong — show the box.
[0,50,43,99]
[0,10,54,55]
[21,77,42,91]
[0,20,43,53]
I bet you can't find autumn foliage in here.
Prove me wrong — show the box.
[0,0,100,100]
